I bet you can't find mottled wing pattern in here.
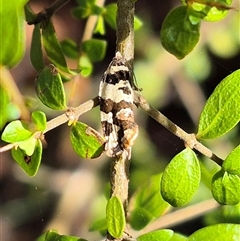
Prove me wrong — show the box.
[98,52,138,159]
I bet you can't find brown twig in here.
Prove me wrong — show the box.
[135,92,224,166]
[27,0,72,25]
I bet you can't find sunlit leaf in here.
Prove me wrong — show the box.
[31,111,47,132]
[212,169,240,205]
[197,69,240,139]
[12,139,42,176]
[70,122,105,159]
[106,196,125,238]
[137,229,174,241]
[161,148,201,206]
[188,223,240,241]
[1,120,32,143]
[222,145,240,175]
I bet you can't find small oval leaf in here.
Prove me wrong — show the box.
[81,39,107,62]
[11,139,42,176]
[197,69,240,139]
[35,65,67,110]
[212,169,240,205]
[161,148,201,206]
[222,145,240,175]
[78,55,93,77]
[31,111,47,132]
[42,19,74,74]
[188,223,240,241]
[1,120,32,143]
[70,122,105,159]
[103,4,117,29]
[106,196,125,238]
[30,23,44,71]
[61,39,79,59]
[160,6,200,59]
[137,229,174,241]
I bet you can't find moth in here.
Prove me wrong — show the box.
[98,52,138,160]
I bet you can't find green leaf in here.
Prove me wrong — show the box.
[18,137,37,156]
[197,69,240,139]
[81,39,107,62]
[161,148,201,207]
[12,139,42,176]
[187,223,240,241]
[137,229,174,241]
[38,229,88,241]
[190,0,232,22]
[79,55,93,77]
[61,39,79,59]
[72,0,96,19]
[222,145,240,175]
[160,6,200,59]
[212,169,240,205]
[103,4,117,29]
[1,120,32,143]
[30,23,44,71]
[70,122,105,159]
[94,15,105,35]
[129,174,170,230]
[106,196,126,238]
[31,111,47,132]
[35,65,67,110]
[169,233,187,241]
[0,1,28,67]
[103,4,142,31]
[134,15,143,30]
[42,19,74,74]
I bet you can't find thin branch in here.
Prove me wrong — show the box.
[130,199,219,237]
[44,97,99,134]
[28,0,72,25]
[0,97,99,153]
[135,92,224,166]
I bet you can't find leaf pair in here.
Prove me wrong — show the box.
[1,111,46,176]
[212,145,240,205]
